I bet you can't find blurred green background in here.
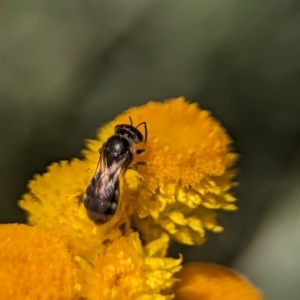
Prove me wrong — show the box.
[1,0,300,299]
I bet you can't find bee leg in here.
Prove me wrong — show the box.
[77,193,84,205]
[131,161,147,170]
[130,218,146,245]
[135,148,145,155]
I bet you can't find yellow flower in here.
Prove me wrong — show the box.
[174,262,263,300]
[18,159,182,299]
[81,232,182,300]
[19,159,129,260]
[0,223,79,299]
[16,97,245,299]
[0,223,261,300]
[83,97,238,245]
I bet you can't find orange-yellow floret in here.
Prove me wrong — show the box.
[79,232,182,300]
[0,223,79,299]
[174,263,263,300]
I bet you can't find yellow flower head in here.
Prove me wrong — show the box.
[18,157,181,299]
[81,232,181,300]
[84,97,238,245]
[19,159,126,260]
[0,224,79,299]
[17,97,242,299]
[174,262,263,300]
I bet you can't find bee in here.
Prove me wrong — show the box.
[83,117,147,224]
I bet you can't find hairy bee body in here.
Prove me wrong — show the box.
[83,118,147,224]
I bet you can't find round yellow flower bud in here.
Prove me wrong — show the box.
[174,263,263,300]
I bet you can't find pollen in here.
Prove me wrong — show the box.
[84,97,238,245]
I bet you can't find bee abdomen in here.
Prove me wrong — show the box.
[84,184,119,224]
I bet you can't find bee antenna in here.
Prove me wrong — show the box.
[129,116,133,125]
[136,121,148,141]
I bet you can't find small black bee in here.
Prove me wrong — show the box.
[83,117,147,224]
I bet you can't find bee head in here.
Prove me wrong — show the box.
[114,124,144,144]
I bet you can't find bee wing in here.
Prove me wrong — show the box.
[97,146,127,185]
[94,145,107,175]
[84,149,127,215]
